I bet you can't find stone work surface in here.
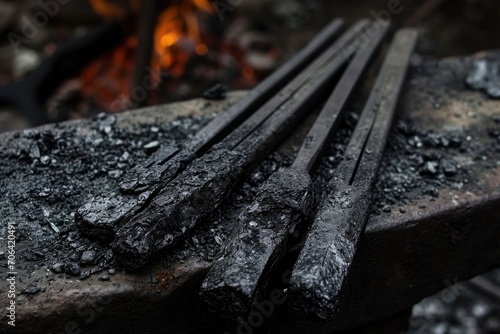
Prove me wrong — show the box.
[0,51,499,333]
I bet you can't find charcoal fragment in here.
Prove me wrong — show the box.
[423,151,441,161]
[22,284,41,295]
[448,134,462,147]
[426,187,439,198]
[466,59,500,99]
[29,142,41,159]
[442,160,458,176]
[80,250,96,264]
[202,83,228,100]
[40,131,56,148]
[424,133,441,147]
[108,170,123,179]
[51,262,64,273]
[437,137,448,149]
[69,252,80,261]
[396,121,416,136]
[40,155,50,165]
[421,161,439,175]
[65,262,81,276]
[97,112,107,120]
[80,271,91,280]
[489,129,500,140]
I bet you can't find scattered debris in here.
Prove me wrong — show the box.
[0,113,211,282]
[202,83,228,100]
[466,59,500,99]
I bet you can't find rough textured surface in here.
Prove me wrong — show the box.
[274,51,500,332]
[112,145,247,270]
[465,58,500,99]
[73,19,345,242]
[75,145,190,240]
[288,29,418,321]
[408,269,500,334]
[0,110,211,278]
[200,167,314,316]
[109,27,355,270]
[288,182,372,321]
[0,50,499,333]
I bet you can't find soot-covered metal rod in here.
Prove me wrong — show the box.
[75,19,345,240]
[110,21,373,270]
[198,20,391,317]
[288,28,419,322]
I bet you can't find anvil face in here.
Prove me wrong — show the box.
[0,51,499,333]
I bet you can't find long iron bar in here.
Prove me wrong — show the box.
[75,19,345,239]
[110,22,376,270]
[288,28,419,321]
[199,21,390,317]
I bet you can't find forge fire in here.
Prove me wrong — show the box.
[0,1,500,334]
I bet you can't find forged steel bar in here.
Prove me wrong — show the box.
[110,22,376,270]
[188,18,345,154]
[120,18,347,191]
[75,19,345,239]
[288,28,419,322]
[199,21,390,317]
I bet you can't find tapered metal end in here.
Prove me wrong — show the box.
[287,184,368,321]
[288,268,343,321]
[200,168,314,316]
[287,28,419,321]
[200,270,257,317]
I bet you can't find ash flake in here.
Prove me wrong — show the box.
[49,222,60,234]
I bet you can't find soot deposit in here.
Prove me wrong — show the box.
[1,57,499,294]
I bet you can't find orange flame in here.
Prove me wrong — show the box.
[153,0,212,77]
[81,0,215,111]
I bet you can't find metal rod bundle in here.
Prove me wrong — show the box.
[76,19,345,240]
[288,28,419,321]
[75,17,419,321]
[110,21,375,270]
[199,20,391,317]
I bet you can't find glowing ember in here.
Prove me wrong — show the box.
[80,0,264,113]
[153,0,213,77]
[81,0,216,111]
[79,35,137,111]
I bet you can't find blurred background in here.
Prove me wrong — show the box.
[1,0,500,333]
[1,0,500,132]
